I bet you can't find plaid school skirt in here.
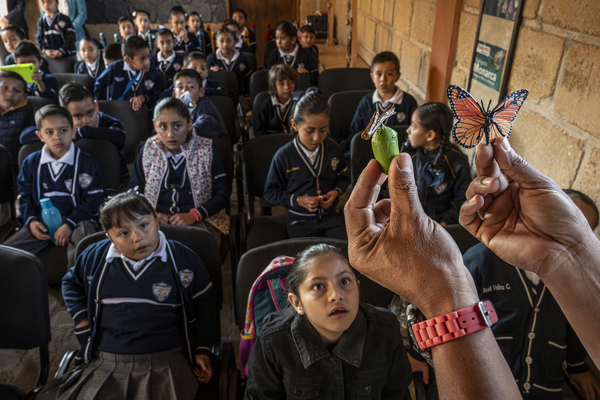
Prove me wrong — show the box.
[40,347,198,400]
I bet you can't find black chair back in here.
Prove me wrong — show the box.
[444,224,481,254]
[318,68,374,100]
[263,40,277,63]
[0,145,16,216]
[42,55,76,74]
[328,90,372,142]
[249,70,269,104]
[297,72,311,91]
[212,137,234,196]
[252,91,270,134]
[208,70,239,105]
[97,100,152,163]
[243,52,257,72]
[27,96,55,114]
[234,238,395,329]
[0,246,50,388]
[53,73,95,93]
[0,39,8,65]
[208,95,238,144]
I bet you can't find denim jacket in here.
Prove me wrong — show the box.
[245,303,412,399]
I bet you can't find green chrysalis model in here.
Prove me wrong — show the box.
[361,109,400,174]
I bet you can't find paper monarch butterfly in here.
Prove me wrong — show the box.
[446,85,529,149]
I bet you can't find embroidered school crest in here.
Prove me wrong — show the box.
[58,21,66,29]
[78,174,92,188]
[144,80,155,90]
[434,182,448,194]
[396,112,407,123]
[64,179,73,191]
[173,63,181,71]
[239,63,246,72]
[331,157,340,171]
[153,283,172,302]
[179,269,194,288]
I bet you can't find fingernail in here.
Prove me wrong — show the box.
[482,177,494,186]
[467,197,477,205]
[396,153,413,172]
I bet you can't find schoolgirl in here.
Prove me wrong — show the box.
[245,244,412,399]
[404,102,472,225]
[206,28,252,95]
[128,97,230,242]
[133,9,156,43]
[74,37,105,79]
[169,6,200,55]
[187,11,212,56]
[36,192,219,399]
[256,63,298,136]
[263,92,349,239]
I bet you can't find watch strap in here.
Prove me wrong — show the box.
[411,300,497,350]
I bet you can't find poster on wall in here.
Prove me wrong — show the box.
[467,0,523,105]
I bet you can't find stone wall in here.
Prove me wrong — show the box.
[451,0,600,208]
[356,0,437,104]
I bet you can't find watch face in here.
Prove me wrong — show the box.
[406,303,435,367]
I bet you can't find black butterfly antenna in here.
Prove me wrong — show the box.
[487,99,492,113]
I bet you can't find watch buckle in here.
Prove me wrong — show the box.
[478,301,493,327]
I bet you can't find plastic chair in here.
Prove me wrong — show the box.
[97,100,152,164]
[42,55,76,74]
[243,52,257,73]
[328,89,372,142]
[263,40,277,64]
[0,246,50,399]
[53,73,95,93]
[208,70,239,106]
[27,96,55,113]
[251,91,270,134]
[444,224,480,254]
[318,68,374,100]
[249,70,269,105]
[208,95,238,144]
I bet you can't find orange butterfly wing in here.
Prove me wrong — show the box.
[447,85,487,149]
[488,89,529,141]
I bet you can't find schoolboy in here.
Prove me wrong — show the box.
[343,51,418,153]
[0,70,35,172]
[117,16,136,41]
[3,105,103,266]
[169,6,199,55]
[95,35,162,111]
[464,189,600,400]
[74,38,105,79]
[150,28,183,86]
[300,25,318,62]
[103,42,122,67]
[133,9,156,42]
[14,40,59,104]
[173,69,228,140]
[36,0,76,58]
[1,25,26,65]
[224,19,250,53]
[231,8,256,54]
[183,51,226,97]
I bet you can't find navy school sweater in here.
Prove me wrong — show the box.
[172,30,200,56]
[255,95,296,137]
[74,57,106,80]
[0,102,34,171]
[150,51,184,87]
[263,44,318,86]
[36,12,76,56]
[26,71,59,104]
[206,50,252,95]
[158,79,227,100]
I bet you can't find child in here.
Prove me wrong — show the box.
[187,11,212,56]
[263,92,349,239]
[1,25,26,65]
[74,37,105,79]
[256,64,298,136]
[14,40,59,104]
[231,8,255,54]
[133,9,156,43]
[224,19,251,53]
[344,51,418,153]
[404,102,471,226]
[36,0,76,58]
[245,244,412,399]
[95,35,162,111]
[128,97,230,243]
[206,28,251,95]
[2,105,102,266]
[150,28,183,87]
[0,71,35,172]
[169,6,200,56]
[173,69,228,140]
[300,24,318,62]
[102,42,122,66]
[183,51,226,97]
[41,192,219,399]
[117,16,136,41]
[264,21,317,86]
[464,189,600,400]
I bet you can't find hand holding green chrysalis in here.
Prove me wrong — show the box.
[361,110,400,174]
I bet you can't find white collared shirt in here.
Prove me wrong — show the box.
[216,49,240,66]
[524,270,541,286]
[40,142,75,175]
[157,51,176,64]
[270,94,292,108]
[86,59,97,73]
[123,60,143,85]
[278,43,299,59]
[372,86,404,108]
[106,230,168,271]
[44,12,59,27]
[298,141,320,166]
[165,149,184,163]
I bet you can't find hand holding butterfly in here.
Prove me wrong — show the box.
[460,137,600,366]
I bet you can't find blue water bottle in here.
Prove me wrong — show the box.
[40,198,63,245]
[99,32,107,49]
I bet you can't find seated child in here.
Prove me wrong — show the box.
[184,51,226,97]
[343,51,418,153]
[2,105,102,266]
[224,19,251,53]
[300,24,318,62]
[0,71,35,172]
[206,28,252,95]
[150,28,183,87]
[245,244,412,399]
[264,21,317,86]
[74,37,105,79]
[173,69,228,140]
[187,11,212,56]
[464,189,600,400]
[14,40,59,104]
[128,98,230,243]
[2,25,26,65]
[169,6,200,56]
[263,92,349,239]
[38,192,219,399]
[404,103,471,226]
[256,64,298,136]
[95,35,162,111]
[36,0,76,58]
[231,8,255,54]
[133,9,156,43]
[102,42,122,66]
[117,16,136,42]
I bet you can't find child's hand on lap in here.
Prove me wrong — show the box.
[210,66,221,72]
[54,224,73,247]
[193,354,213,383]
[30,220,51,241]
[130,95,146,111]
[169,212,198,226]
[319,190,339,209]
[298,195,323,212]
[156,212,170,225]
[297,67,309,74]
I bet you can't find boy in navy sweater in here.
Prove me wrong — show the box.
[300,25,319,64]
[102,42,123,67]
[2,105,103,266]
[36,0,76,58]
[232,9,256,54]
[95,35,162,110]
[117,16,136,42]
[150,29,183,87]
[14,40,59,104]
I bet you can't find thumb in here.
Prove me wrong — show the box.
[387,153,422,220]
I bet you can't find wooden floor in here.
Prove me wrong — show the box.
[316,43,369,69]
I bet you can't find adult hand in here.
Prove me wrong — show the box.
[344,156,477,318]
[297,195,323,213]
[319,190,339,209]
[459,137,593,279]
[30,220,51,241]
[569,370,600,400]
[54,223,73,247]
[193,354,213,383]
[170,212,198,226]
[156,212,170,225]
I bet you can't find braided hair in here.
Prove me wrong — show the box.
[414,102,454,172]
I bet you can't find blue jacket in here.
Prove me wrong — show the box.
[192,96,228,140]
[0,102,34,170]
[36,12,76,55]
[41,0,87,42]
[26,71,59,104]
[204,78,227,97]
